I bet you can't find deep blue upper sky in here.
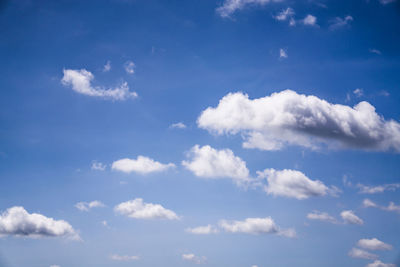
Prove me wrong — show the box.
[0,0,399,267]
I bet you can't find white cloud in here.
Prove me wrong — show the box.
[366,260,396,267]
[91,161,106,171]
[185,225,219,235]
[124,61,135,74]
[363,198,378,208]
[110,254,139,261]
[307,211,338,224]
[197,90,400,152]
[303,15,317,26]
[363,199,400,213]
[257,169,330,200]
[61,69,137,101]
[357,238,393,251]
[329,15,353,30]
[182,145,250,183]
[357,183,400,194]
[75,201,105,212]
[170,122,187,129]
[114,198,179,220]
[216,0,283,18]
[348,248,378,260]
[340,210,364,225]
[274,7,295,25]
[182,253,207,264]
[218,217,296,237]
[0,206,79,240]
[353,88,364,97]
[112,156,175,174]
[103,61,111,72]
[369,49,382,55]
[385,202,400,212]
[279,48,288,59]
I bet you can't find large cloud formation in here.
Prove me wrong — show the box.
[0,206,79,240]
[61,69,137,101]
[114,198,179,220]
[197,90,400,152]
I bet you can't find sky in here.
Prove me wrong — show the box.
[0,0,400,266]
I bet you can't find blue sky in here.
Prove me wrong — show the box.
[0,0,400,266]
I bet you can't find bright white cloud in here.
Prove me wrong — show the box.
[307,211,338,224]
[197,90,400,152]
[170,122,187,129]
[279,48,288,59]
[303,15,317,26]
[348,248,378,260]
[185,224,218,235]
[124,61,135,74]
[329,15,353,30]
[366,260,396,267]
[340,210,363,225]
[103,61,111,72]
[218,217,296,238]
[363,199,400,213]
[182,253,207,264]
[216,0,283,18]
[91,161,106,171]
[274,7,294,22]
[357,183,400,194]
[0,206,79,240]
[61,69,137,100]
[182,145,250,183]
[110,254,139,261]
[114,198,179,220]
[357,238,393,251]
[363,198,378,208]
[112,156,175,174]
[353,88,364,97]
[75,201,105,212]
[257,169,330,200]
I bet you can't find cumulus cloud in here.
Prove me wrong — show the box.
[357,238,393,251]
[197,90,400,152]
[185,225,219,235]
[114,198,179,220]
[363,198,378,208]
[303,15,317,26]
[112,156,175,174]
[363,199,400,213]
[170,122,187,129]
[75,201,105,212]
[110,254,139,261]
[257,169,331,199]
[366,260,396,267]
[103,61,111,72]
[182,145,250,183]
[348,248,378,260]
[279,48,288,59]
[124,61,135,74]
[340,210,364,225]
[61,69,137,101]
[329,15,353,30]
[182,253,207,264]
[216,0,283,18]
[91,161,106,171]
[0,206,79,240]
[307,211,338,224]
[357,183,400,194]
[218,217,296,238]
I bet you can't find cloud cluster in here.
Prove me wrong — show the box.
[340,210,364,225]
[307,211,338,224]
[75,201,105,212]
[329,15,353,30]
[349,238,393,264]
[114,198,179,220]
[366,260,396,267]
[274,7,295,26]
[185,224,219,235]
[257,168,331,199]
[357,183,400,194]
[61,69,137,101]
[91,161,106,171]
[307,210,363,225]
[0,206,79,240]
[363,199,400,213]
[216,0,283,18]
[112,156,175,174]
[182,253,207,264]
[197,90,400,152]
[182,145,250,183]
